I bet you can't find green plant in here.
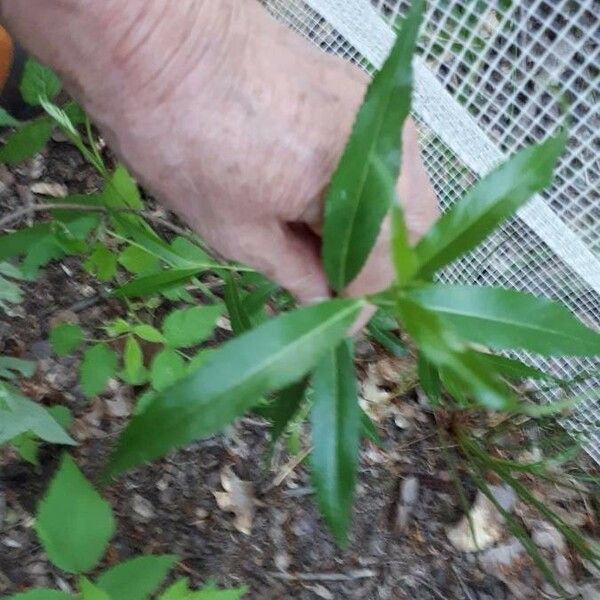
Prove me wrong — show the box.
[1,1,599,595]
[6,454,247,599]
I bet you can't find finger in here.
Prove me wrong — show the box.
[216,221,331,306]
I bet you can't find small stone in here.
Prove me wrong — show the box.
[401,476,419,506]
[532,522,566,553]
[479,538,525,571]
[309,585,334,600]
[554,555,573,580]
[132,494,155,521]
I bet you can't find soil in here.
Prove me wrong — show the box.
[1,139,599,600]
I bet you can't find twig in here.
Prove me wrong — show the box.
[269,446,312,489]
[267,569,376,582]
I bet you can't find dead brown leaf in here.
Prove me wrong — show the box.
[213,466,255,535]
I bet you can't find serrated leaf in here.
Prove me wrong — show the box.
[414,133,567,278]
[310,339,360,545]
[113,268,203,298]
[121,336,148,385]
[118,245,160,275]
[20,59,62,105]
[133,324,164,343]
[105,299,362,480]
[0,387,74,446]
[50,323,83,357]
[408,284,600,356]
[322,0,424,290]
[150,349,186,392]
[85,244,117,282]
[35,454,115,573]
[396,297,516,411]
[163,304,222,348]
[80,578,111,600]
[80,344,118,398]
[0,118,54,164]
[96,555,177,600]
[6,591,76,600]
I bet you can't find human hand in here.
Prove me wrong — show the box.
[1,0,438,303]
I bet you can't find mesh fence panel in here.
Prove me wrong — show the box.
[261,0,600,462]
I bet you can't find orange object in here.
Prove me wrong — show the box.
[0,25,14,94]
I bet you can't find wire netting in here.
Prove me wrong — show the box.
[261,0,600,462]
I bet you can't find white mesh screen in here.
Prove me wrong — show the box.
[260,0,600,463]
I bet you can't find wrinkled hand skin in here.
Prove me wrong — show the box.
[1,0,438,303]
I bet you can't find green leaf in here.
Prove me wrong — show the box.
[396,297,515,411]
[113,268,203,298]
[0,387,74,446]
[121,336,148,386]
[85,244,118,282]
[118,245,160,275]
[417,352,441,406]
[0,118,54,164]
[408,284,600,356]
[0,107,22,127]
[35,454,115,573]
[6,591,76,600]
[360,409,382,446]
[105,299,362,480]
[96,555,177,600]
[80,344,118,398]
[80,578,111,600]
[471,352,557,381]
[159,580,247,600]
[391,204,417,285]
[366,315,408,358]
[0,355,36,379]
[268,379,308,449]
[133,324,164,343]
[223,274,252,335]
[105,318,131,337]
[310,339,360,545]
[150,348,186,392]
[20,59,62,105]
[322,0,424,290]
[414,132,567,278]
[50,323,83,357]
[170,236,210,264]
[163,304,222,348]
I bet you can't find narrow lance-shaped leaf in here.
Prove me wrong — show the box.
[417,352,441,406]
[105,299,363,480]
[391,203,417,285]
[322,0,425,291]
[310,339,361,545]
[267,378,309,451]
[414,131,567,278]
[113,267,204,298]
[224,273,253,335]
[408,284,600,356]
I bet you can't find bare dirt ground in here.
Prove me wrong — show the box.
[1,139,599,599]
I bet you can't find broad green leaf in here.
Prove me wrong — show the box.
[417,352,441,406]
[0,118,54,164]
[121,336,148,385]
[311,339,360,545]
[0,107,21,127]
[85,244,118,281]
[12,431,40,465]
[6,591,75,600]
[20,59,62,105]
[118,245,160,275]
[80,578,111,600]
[408,284,600,356]
[50,323,83,357]
[80,344,118,398]
[113,268,202,298]
[0,387,74,446]
[170,236,210,264]
[0,355,36,379]
[159,580,247,600]
[105,299,362,480]
[150,349,186,392]
[268,379,308,449]
[391,204,417,285]
[96,555,177,600]
[133,324,164,343]
[472,352,557,381]
[223,274,252,335]
[322,0,424,290]
[396,298,516,410]
[163,304,222,348]
[414,132,567,278]
[35,454,115,573]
